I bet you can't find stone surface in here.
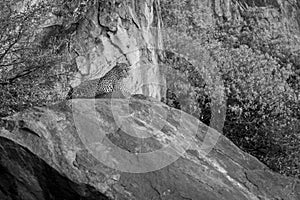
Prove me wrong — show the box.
[0,98,299,200]
[68,0,165,100]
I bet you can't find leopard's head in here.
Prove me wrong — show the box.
[116,63,130,78]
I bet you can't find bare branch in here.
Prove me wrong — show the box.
[0,25,24,63]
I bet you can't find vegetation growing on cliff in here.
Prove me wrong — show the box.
[161,0,300,178]
[0,0,85,117]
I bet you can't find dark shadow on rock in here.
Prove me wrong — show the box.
[0,137,109,200]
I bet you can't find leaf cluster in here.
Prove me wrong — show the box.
[0,0,79,117]
[161,0,300,178]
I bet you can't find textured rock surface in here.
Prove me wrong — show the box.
[66,0,165,100]
[0,98,299,200]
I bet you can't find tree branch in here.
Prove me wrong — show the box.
[0,64,42,85]
[0,27,23,63]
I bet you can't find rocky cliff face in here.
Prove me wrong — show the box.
[37,0,165,101]
[0,98,299,200]
[64,0,165,100]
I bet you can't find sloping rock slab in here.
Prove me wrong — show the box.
[0,97,299,200]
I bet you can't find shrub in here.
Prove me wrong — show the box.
[161,0,300,178]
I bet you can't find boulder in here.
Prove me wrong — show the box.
[0,97,299,200]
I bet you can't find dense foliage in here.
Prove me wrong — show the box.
[0,0,86,117]
[161,0,300,178]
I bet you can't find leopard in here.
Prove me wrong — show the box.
[66,63,130,99]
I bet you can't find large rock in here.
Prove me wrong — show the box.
[0,97,299,200]
[68,0,165,100]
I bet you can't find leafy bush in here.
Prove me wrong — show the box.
[0,0,80,117]
[161,0,300,178]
